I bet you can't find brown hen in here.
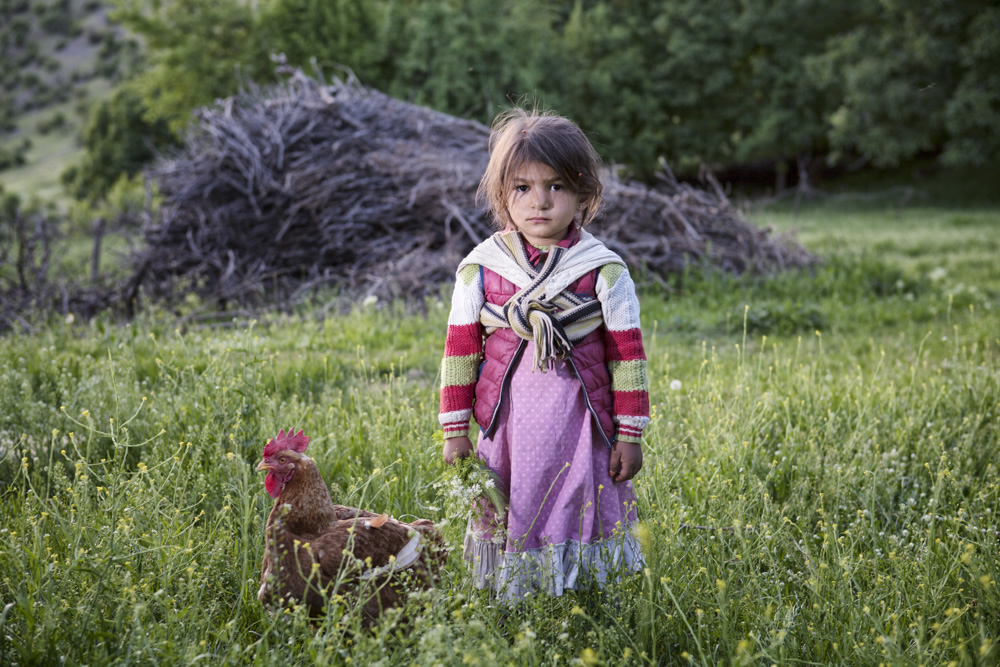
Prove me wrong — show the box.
[256,429,446,620]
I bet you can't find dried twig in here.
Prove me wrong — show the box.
[130,69,815,307]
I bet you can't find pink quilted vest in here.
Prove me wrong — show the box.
[473,266,615,446]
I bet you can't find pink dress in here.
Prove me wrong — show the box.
[464,341,644,601]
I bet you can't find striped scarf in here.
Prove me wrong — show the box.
[480,233,604,371]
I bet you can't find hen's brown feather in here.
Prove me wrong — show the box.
[257,448,446,621]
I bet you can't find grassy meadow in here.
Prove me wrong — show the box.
[0,197,998,665]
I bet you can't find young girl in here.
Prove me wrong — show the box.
[439,108,649,601]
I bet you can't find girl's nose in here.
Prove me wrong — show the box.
[534,190,551,209]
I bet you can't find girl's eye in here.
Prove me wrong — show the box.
[514,184,529,193]
[551,183,564,191]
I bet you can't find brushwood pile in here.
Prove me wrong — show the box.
[135,70,814,306]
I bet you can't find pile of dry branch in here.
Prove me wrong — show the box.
[135,69,814,306]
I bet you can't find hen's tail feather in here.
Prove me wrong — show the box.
[359,531,422,580]
[393,531,423,568]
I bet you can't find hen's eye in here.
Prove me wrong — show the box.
[279,457,286,464]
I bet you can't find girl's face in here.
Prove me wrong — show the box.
[505,161,583,247]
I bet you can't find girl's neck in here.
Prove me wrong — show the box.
[521,225,578,259]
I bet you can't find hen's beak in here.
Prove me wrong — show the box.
[256,460,273,472]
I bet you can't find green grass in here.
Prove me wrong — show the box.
[1,201,998,665]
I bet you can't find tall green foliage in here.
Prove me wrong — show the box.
[257,0,388,82]
[546,0,853,176]
[383,0,553,118]
[85,0,998,196]
[62,85,175,201]
[942,5,1000,166]
[260,0,556,120]
[113,0,271,132]
[811,0,1000,168]
[551,0,683,174]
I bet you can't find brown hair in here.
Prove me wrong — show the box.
[477,107,603,230]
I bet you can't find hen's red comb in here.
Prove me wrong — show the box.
[262,429,310,457]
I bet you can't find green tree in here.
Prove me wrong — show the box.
[811,0,999,168]
[88,0,998,186]
[729,2,856,171]
[942,6,1000,166]
[113,0,272,132]
[260,0,555,121]
[257,0,387,82]
[548,0,753,176]
[63,85,175,200]
[385,0,553,118]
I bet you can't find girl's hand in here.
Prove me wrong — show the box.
[443,435,474,465]
[609,440,642,483]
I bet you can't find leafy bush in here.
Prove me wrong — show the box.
[39,9,74,34]
[0,144,27,171]
[0,98,15,133]
[0,137,31,169]
[740,301,828,336]
[8,15,31,46]
[16,42,39,68]
[36,111,68,134]
[97,31,120,59]
[4,0,32,13]
[62,85,176,201]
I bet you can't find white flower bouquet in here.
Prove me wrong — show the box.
[436,455,508,522]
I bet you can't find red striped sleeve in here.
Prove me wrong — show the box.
[441,383,476,412]
[444,323,483,357]
[612,389,649,417]
[604,328,646,362]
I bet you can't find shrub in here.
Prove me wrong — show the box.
[17,43,39,68]
[20,71,41,89]
[63,84,176,201]
[97,33,120,60]
[40,10,74,34]
[0,141,29,171]
[9,15,31,46]
[37,111,68,135]
[740,301,828,336]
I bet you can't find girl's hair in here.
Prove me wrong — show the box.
[477,107,603,230]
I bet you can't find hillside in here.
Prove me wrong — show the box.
[0,0,135,203]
